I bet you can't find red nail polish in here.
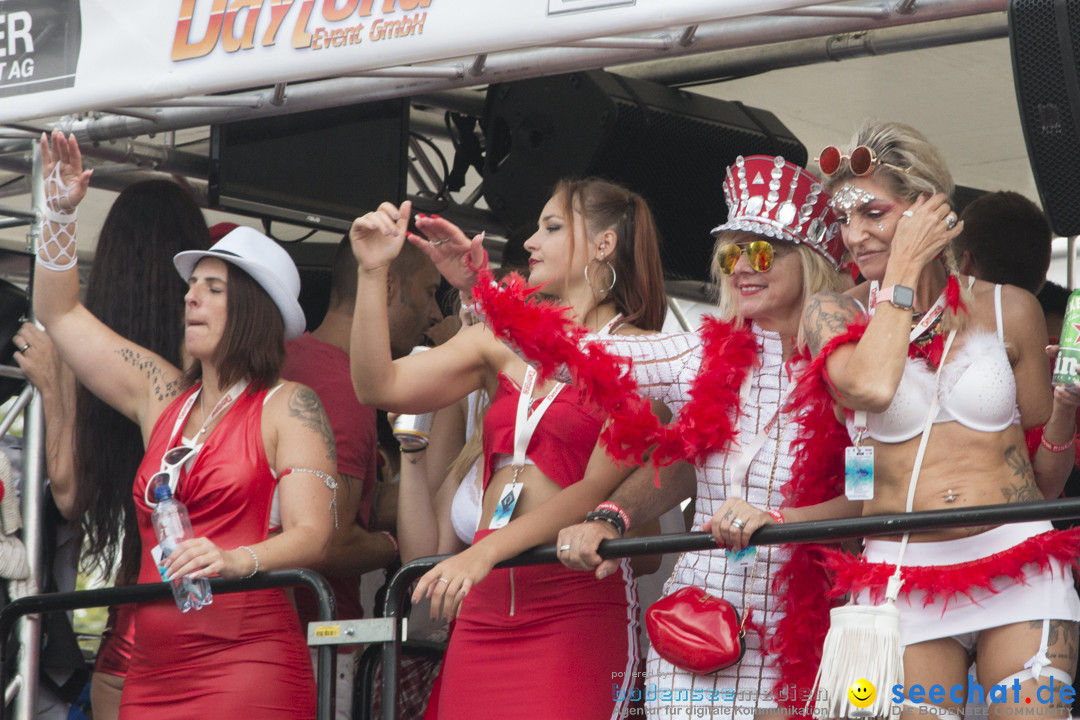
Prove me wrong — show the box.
[431,214,442,219]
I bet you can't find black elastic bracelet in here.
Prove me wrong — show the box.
[400,446,427,454]
[585,509,626,537]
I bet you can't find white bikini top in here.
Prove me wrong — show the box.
[450,460,483,545]
[846,284,1021,444]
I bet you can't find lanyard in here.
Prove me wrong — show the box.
[729,372,786,499]
[511,313,622,475]
[512,366,566,472]
[169,378,250,456]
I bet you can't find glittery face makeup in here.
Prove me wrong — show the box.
[829,183,878,216]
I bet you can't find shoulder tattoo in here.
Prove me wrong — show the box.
[802,292,862,356]
[116,347,181,402]
[288,385,337,463]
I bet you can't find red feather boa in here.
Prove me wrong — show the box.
[470,268,657,467]
[470,267,758,472]
[649,317,758,468]
[763,340,852,709]
[945,273,966,315]
[823,527,1080,606]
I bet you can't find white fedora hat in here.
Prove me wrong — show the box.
[173,226,306,340]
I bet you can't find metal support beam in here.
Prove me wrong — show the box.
[617,12,1006,85]
[11,143,44,720]
[51,0,1006,144]
[773,2,892,18]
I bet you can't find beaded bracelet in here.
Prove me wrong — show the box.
[596,501,631,533]
[766,509,785,524]
[585,508,626,537]
[1041,434,1076,454]
[238,545,259,579]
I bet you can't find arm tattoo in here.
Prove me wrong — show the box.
[288,385,337,463]
[803,292,862,356]
[1001,445,1041,503]
[116,347,181,402]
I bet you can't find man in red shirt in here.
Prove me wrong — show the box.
[282,235,443,719]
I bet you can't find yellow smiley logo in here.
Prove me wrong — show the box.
[847,678,876,709]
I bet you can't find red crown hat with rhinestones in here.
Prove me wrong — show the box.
[710,155,844,269]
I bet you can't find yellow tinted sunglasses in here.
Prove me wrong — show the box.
[716,240,775,275]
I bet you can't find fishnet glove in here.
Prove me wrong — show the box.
[37,163,78,272]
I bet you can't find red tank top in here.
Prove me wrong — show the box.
[481,372,605,491]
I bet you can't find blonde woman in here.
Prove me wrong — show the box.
[802,120,1080,719]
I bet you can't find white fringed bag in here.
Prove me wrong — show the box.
[810,329,956,720]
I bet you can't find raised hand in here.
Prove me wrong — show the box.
[40,130,92,215]
[411,213,486,296]
[350,200,411,272]
[890,193,963,274]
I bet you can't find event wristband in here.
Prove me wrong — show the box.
[1041,435,1076,454]
[595,502,631,534]
[585,508,626,537]
[766,509,785,524]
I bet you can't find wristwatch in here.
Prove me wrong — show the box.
[877,284,915,311]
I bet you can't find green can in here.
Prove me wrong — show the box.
[1053,288,1080,384]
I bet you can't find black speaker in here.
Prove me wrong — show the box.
[1009,0,1080,236]
[482,71,806,282]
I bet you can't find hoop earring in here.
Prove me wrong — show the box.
[585,258,617,293]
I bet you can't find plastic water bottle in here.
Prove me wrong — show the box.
[151,485,213,612]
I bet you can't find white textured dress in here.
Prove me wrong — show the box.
[605,323,797,717]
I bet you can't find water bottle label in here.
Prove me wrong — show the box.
[151,543,170,581]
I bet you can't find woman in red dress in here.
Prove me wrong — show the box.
[32,131,337,719]
[349,180,668,719]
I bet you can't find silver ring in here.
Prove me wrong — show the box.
[429,237,451,248]
[901,210,914,218]
[944,213,957,230]
[436,577,450,584]
[558,544,571,552]
[17,343,28,353]
[731,518,746,530]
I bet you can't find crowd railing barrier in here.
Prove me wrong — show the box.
[0,569,337,720]
[376,497,1080,720]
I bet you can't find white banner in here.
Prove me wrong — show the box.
[0,0,821,123]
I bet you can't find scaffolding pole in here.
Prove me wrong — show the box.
[10,142,44,720]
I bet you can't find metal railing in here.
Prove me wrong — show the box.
[0,569,337,720]
[376,497,1080,720]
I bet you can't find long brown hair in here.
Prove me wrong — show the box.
[554,177,667,331]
